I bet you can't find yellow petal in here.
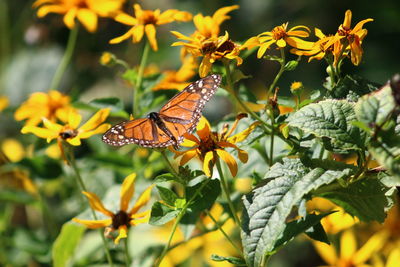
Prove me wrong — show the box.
[130,210,151,225]
[203,151,214,177]
[82,191,114,217]
[114,225,128,244]
[114,13,138,26]
[343,10,352,29]
[199,55,212,78]
[340,229,357,260]
[315,28,326,39]
[227,121,260,144]
[77,8,98,33]
[212,5,239,27]
[353,231,388,264]
[132,24,145,43]
[181,133,200,147]
[78,123,111,139]
[215,149,238,177]
[79,109,110,132]
[179,149,198,165]
[387,247,400,267]
[67,111,82,129]
[351,18,374,34]
[129,184,155,215]
[67,137,81,146]
[286,37,314,50]
[313,242,337,265]
[72,218,112,229]
[257,40,275,58]
[36,5,66,17]
[109,28,135,44]
[21,125,58,140]
[276,39,287,48]
[120,173,137,212]
[145,24,158,51]
[63,8,77,30]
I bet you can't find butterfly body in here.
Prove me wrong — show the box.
[102,74,221,149]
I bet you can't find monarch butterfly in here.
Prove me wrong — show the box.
[102,74,221,149]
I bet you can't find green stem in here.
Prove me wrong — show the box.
[267,48,286,95]
[216,159,241,227]
[65,145,114,267]
[223,61,271,133]
[268,112,275,166]
[123,238,131,266]
[204,210,243,257]
[133,41,150,117]
[49,25,79,90]
[159,149,183,184]
[155,179,211,266]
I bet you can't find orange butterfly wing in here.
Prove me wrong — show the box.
[102,74,221,148]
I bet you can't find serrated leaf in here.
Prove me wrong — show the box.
[156,186,178,206]
[274,212,333,250]
[318,178,393,222]
[52,222,85,267]
[241,158,353,266]
[211,254,247,265]
[287,99,365,152]
[355,83,395,127]
[327,75,379,101]
[149,202,180,226]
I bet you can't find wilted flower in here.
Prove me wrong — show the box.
[33,0,125,32]
[174,115,259,177]
[73,173,154,244]
[110,4,192,50]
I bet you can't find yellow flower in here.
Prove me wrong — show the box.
[174,115,259,177]
[110,4,192,50]
[172,31,243,77]
[21,108,110,146]
[73,173,154,244]
[1,139,26,163]
[157,203,238,267]
[153,55,198,91]
[32,0,125,32]
[243,22,313,58]
[15,90,74,126]
[0,96,9,112]
[290,81,303,91]
[314,228,389,267]
[192,5,239,39]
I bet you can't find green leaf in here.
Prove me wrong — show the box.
[73,98,129,119]
[318,177,394,223]
[185,178,221,213]
[211,255,247,265]
[0,189,36,204]
[52,222,85,267]
[149,202,180,226]
[305,221,330,244]
[368,125,400,179]
[241,158,353,267]
[274,212,334,250]
[327,75,379,101]
[91,152,133,168]
[156,186,178,206]
[231,69,251,84]
[287,99,366,152]
[355,83,395,127]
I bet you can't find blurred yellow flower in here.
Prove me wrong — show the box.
[313,229,388,267]
[174,115,259,177]
[153,55,198,91]
[15,90,74,126]
[73,173,154,244]
[158,203,238,267]
[33,0,125,32]
[172,31,243,77]
[290,81,303,91]
[0,96,9,112]
[307,197,358,234]
[243,22,313,58]
[1,139,25,162]
[21,108,110,146]
[110,4,192,50]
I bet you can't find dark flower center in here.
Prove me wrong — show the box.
[112,210,131,229]
[201,41,217,54]
[142,11,157,25]
[59,129,78,139]
[76,0,89,9]
[198,134,219,158]
[216,40,235,53]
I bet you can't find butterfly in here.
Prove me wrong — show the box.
[102,74,221,149]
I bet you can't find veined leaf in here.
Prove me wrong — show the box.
[287,99,365,152]
[355,83,395,127]
[318,177,394,223]
[241,158,353,266]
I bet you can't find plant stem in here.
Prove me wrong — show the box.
[133,41,150,117]
[159,149,184,186]
[155,179,211,266]
[223,61,271,133]
[50,25,79,90]
[268,112,275,166]
[65,145,114,267]
[204,210,243,257]
[216,159,241,227]
[267,48,286,95]
[123,238,131,266]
